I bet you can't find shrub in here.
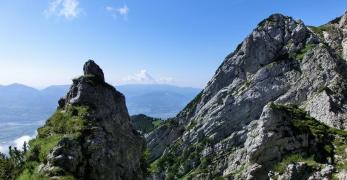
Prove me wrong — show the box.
[293,43,317,60]
[17,105,90,179]
[308,25,333,37]
[270,103,347,174]
[0,146,26,180]
[274,154,305,174]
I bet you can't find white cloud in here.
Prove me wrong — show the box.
[45,0,81,20]
[158,77,175,84]
[123,70,156,84]
[106,5,129,20]
[106,6,114,12]
[0,134,36,155]
[0,145,6,154]
[121,70,174,85]
[117,5,129,16]
[14,135,32,150]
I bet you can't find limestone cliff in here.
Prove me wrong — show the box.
[147,13,347,180]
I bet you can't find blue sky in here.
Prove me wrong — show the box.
[0,0,346,88]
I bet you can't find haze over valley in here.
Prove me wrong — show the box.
[0,83,200,154]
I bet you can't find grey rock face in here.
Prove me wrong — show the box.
[339,11,347,28]
[41,61,145,180]
[147,12,347,179]
[280,163,312,180]
[145,120,184,162]
[336,170,347,180]
[275,163,335,180]
[83,59,105,82]
[308,165,335,180]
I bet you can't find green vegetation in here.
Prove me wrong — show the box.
[72,74,104,86]
[0,105,91,179]
[183,91,203,114]
[141,148,151,177]
[317,86,331,94]
[333,135,347,171]
[270,103,347,174]
[308,25,333,37]
[270,103,347,137]
[0,146,26,180]
[148,157,161,174]
[28,135,63,163]
[178,168,209,180]
[274,154,317,174]
[18,164,49,180]
[233,80,252,96]
[161,118,179,128]
[186,121,197,131]
[152,120,162,128]
[222,163,247,179]
[0,145,68,180]
[150,138,212,179]
[288,43,317,60]
[296,43,317,60]
[257,16,278,27]
[26,105,89,164]
[231,163,246,178]
[131,114,163,134]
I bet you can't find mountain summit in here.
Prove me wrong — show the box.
[22,60,146,179]
[83,60,105,82]
[147,13,347,179]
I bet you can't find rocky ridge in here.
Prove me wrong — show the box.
[22,60,146,180]
[147,12,347,179]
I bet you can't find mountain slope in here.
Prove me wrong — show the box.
[147,13,347,179]
[130,114,162,134]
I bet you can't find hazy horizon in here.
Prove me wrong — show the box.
[0,81,203,90]
[1,0,347,89]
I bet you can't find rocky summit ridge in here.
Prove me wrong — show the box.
[146,12,347,180]
[21,60,146,180]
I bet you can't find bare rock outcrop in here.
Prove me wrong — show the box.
[146,12,347,180]
[30,60,146,180]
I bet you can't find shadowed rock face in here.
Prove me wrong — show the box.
[40,60,145,180]
[83,60,105,82]
[339,11,347,28]
[146,13,347,179]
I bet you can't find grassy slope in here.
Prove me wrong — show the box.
[18,106,89,179]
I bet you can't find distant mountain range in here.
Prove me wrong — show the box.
[0,83,69,123]
[0,83,201,123]
[117,84,201,118]
[0,83,200,154]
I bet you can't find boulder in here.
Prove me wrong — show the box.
[83,59,105,82]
